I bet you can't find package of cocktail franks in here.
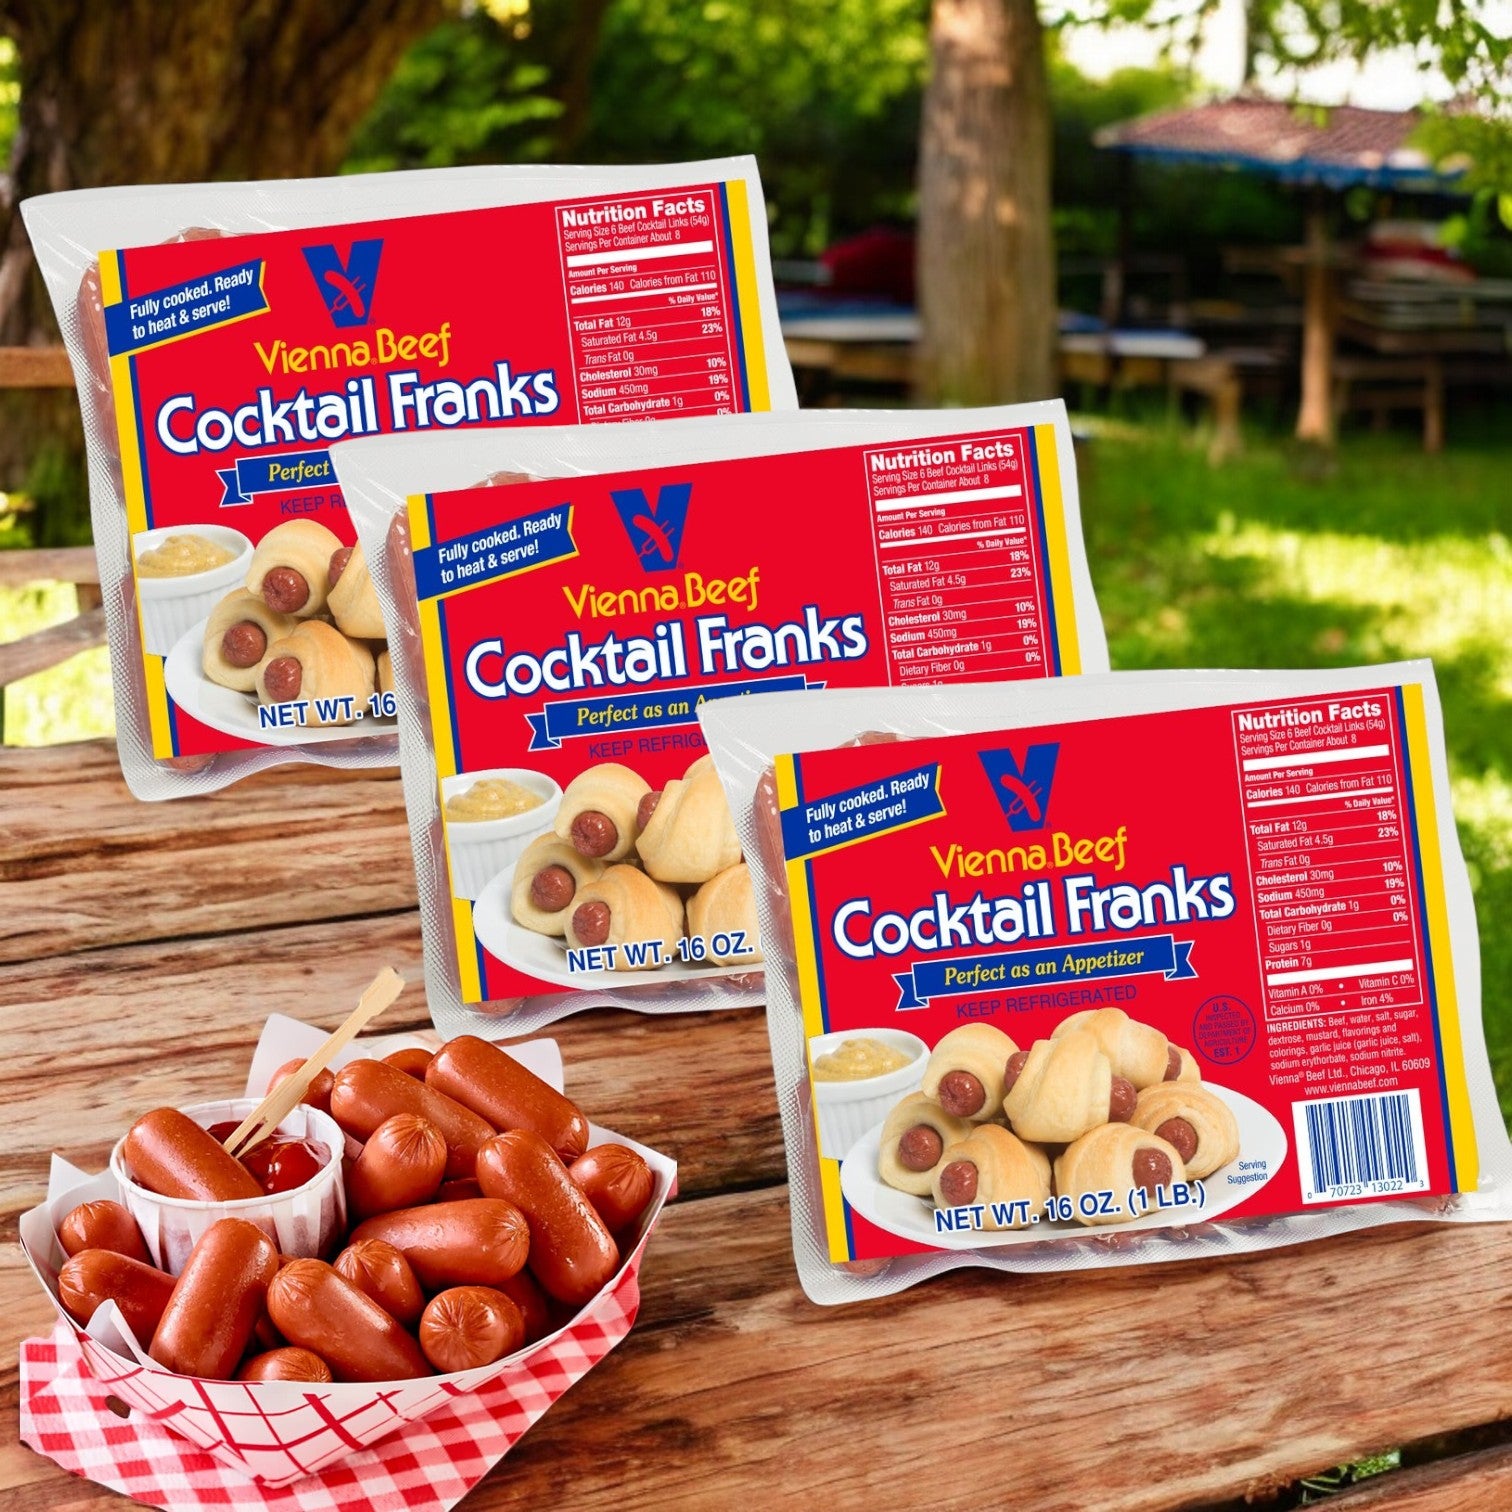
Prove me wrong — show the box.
[700,662,1512,1303]
[23,159,793,799]
[332,402,1108,1034]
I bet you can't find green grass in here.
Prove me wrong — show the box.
[1079,422,1512,1124]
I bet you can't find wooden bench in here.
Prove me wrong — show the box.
[1332,355,1446,454]
[0,547,105,707]
[0,347,103,738]
[3,741,1512,1509]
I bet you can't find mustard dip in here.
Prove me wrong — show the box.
[812,1038,913,1082]
[446,778,544,823]
[136,533,237,578]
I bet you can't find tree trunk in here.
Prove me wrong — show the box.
[1295,200,1336,446]
[0,0,446,539]
[917,0,1056,407]
[0,0,448,342]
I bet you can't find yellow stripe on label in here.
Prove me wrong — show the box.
[724,180,772,413]
[410,493,485,1000]
[776,752,853,1261]
[1033,422,1082,676]
[451,893,483,1003]
[141,654,175,759]
[408,495,458,780]
[1402,683,1477,1190]
[101,249,176,753]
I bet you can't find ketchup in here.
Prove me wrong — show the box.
[207,1122,329,1196]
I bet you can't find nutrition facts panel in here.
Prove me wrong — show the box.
[554,187,744,422]
[1231,692,1424,1021]
[862,430,1053,684]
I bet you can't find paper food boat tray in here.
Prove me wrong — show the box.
[19,1014,676,1488]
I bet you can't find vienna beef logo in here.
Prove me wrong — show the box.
[977,743,1059,831]
[301,239,384,327]
[609,482,692,573]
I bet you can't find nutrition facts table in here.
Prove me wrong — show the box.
[1231,693,1424,1021]
[554,188,743,422]
[861,430,1052,684]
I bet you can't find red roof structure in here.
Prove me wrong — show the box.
[1095,96,1460,192]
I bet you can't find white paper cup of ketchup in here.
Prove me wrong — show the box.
[110,1099,346,1275]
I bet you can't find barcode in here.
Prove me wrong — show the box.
[1292,1089,1430,1204]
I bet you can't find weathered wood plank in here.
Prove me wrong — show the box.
[1329,1446,1512,1509]
[4,1188,1512,1512]
[0,736,392,789]
[0,913,779,1212]
[0,608,106,689]
[0,346,75,389]
[0,548,100,589]
[0,757,410,962]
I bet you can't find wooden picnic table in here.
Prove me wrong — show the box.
[3,740,1512,1509]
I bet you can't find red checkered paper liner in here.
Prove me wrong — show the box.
[20,1258,641,1509]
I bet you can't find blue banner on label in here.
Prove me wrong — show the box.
[104,259,267,356]
[526,674,815,751]
[782,763,944,861]
[893,932,1196,1010]
[216,448,334,506]
[414,506,577,601]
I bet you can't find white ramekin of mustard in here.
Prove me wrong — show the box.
[132,524,253,656]
[810,1028,929,1160]
[441,767,563,900]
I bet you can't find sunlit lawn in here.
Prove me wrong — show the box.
[4,421,1509,1120]
[1080,423,1512,1122]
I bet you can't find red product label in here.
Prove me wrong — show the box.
[409,421,1092,1005]
[773,686,1473,1262]
[100,182,778,760]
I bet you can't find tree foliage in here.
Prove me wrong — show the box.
[351,0,932,257]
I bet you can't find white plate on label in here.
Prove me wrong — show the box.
[838,1084,1286,1252]
[164,617,397,747]
[471,867,750,990]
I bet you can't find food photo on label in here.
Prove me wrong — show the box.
[21,156,795,800]
[699,660,1512,1303]
[17,992,675,1486]
[331,399,1107,1036]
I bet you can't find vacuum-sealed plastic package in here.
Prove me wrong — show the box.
[23,159,794,799]
[699,662,1511,1303]
[332,402,1108,1034]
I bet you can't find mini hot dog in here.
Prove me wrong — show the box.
[57,1199,150,1262]
[245,518,343,618]
[332,1238,426,1327]
[496,1269,552,1344]
[476,1131,619,1306]
[150,1219,279,1379]
[346,1114,447,1219]
[554,763,649,862]
[266,1058,336,1114]
[425,1035,589,1161]
[267,1260,429,1382]
[58,1250,175,1341]
[238,1347,334,1383]
[568,1144,655,1235]
[330,1059,494,1178]
[123,1109,264,1202]
[348,1199,529,1291]
[383,1047,434,1080]
[418,1286,526,1374]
